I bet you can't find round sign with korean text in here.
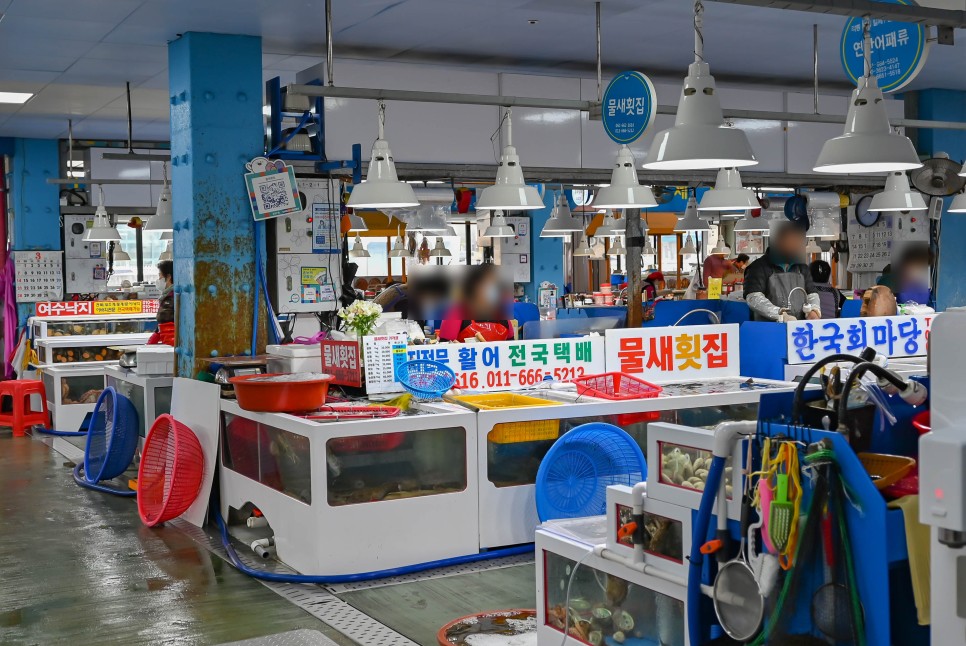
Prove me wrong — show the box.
[840,0,929,93]
[601,71,657,144]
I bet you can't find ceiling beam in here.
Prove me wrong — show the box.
[705,0,966,28]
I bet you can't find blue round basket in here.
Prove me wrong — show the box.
[535,422,647,522]
[395,359,455,400]
[84,387,139,484]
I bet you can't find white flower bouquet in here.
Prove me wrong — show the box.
[337,300,383,338]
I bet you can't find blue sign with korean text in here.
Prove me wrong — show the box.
[785,314,932,365]
[840,0,929,93]
[602,71,657,144]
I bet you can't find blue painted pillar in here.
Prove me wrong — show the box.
[524,185,566,304]
[168,33,264,377]
[6,138,61,325]
[914,89,966,310]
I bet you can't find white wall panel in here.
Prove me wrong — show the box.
[499,74,582,169]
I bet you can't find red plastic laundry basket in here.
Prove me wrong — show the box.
[138,414,205,527]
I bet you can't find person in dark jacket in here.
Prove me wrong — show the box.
[809,259,844,318]
[743,222,821,322]
[156,260,174,324]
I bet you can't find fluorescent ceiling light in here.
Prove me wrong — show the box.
[0,92,33,104]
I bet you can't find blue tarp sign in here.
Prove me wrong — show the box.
[601,71,656,144]
[840,0,929,93]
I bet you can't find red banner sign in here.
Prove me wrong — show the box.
[321,340,362,388]
[35,300,159,317]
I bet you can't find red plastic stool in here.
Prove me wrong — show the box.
[0,380,51,437]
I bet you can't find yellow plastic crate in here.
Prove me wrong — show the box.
[452,393,557,410]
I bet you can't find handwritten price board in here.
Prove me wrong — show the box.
[604,325,741,381]
[786,315,931,365]
[35,300,159,317]
[406,337,606,392]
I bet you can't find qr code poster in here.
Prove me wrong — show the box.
[244,157,303,221]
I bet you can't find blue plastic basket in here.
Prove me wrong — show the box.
[535,422,647,521]
[395,360,456,400]
[84,387,139,484]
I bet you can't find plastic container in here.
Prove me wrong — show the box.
[572,372,663,401]
[600,283,613,294]
[451,392,557,410]
[603,294,615,306]
[136,346,175,376]
[592,292,605,305]
[328,432,406,454]
[858,452,917,490]
[230,373,333,412]
[138,414,205,527]
[452,393,559,443]
[266,343,322,374]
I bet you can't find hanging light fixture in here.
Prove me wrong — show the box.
[573,235,593,257]
[642,236,656,256]
[675,195,711,232]
[430,238,452,257]
[814,18,921,173]
[698,168,759,211]
[349,234,370,258]
[482,210,516,238]
[158,241,173,261]
[593,145,658,208]
[679,233,698,256]
[869,171,927,211]
[949,192,966,213]
[407,205,446,232]
[433,205,459,236]
[607,236,626,256]
[643,2,756,170]
[477,108,543,210]
[596,211,622,236]
[347,213,368,232]
[709,235,731,256]
[347,101,420,209]
[146,164,173,231]
[805,239,822,255]
[388,228,408,257]
[540,191,584,237]
[84,188,121,242]
[734,213,770,232]
[160,230,173,241]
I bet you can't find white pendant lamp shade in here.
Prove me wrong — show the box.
[869,171,927,212]
[388,233,408,258]
[735,214,770,232]
[477,110,543,210]
[675,196,711,232]
[347,103,419,209]
[698,168,759,211]
[679,234,697,256]
[540,193,584,237]
[109,244,131,261]
[643,63,757,171]
[949,192,966,213]
[607,236,626,256]
[596,212,622,236]
[158,241,173,261]
[84,206,121,242]
[573,235,593,256]
[349,234,370,258]
[710,238,731,256]
[430,238,451,257]
[593,145,658,208]
[482,210,516,238]
[805,239,822,255]
[146,185,173,231]
[813,75,921,174]
[643,237,656,256]
[160,230,173,241]
[347,213,367,232]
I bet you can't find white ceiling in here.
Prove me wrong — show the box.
[0,0,963,140]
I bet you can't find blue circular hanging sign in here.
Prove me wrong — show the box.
[840,0,929,93]
[601,71,657,144]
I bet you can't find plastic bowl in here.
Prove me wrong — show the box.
[230,373,333,412]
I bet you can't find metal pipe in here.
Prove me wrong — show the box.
[286,84,966,131]
[325,0,334,87]
[595,1,602,103]
[126,81,133,154]
[813,24,819,115]
[46,178,165,185]
[704,0,966,29]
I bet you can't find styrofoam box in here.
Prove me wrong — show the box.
[136,346,175,376]
[266,343,322,374]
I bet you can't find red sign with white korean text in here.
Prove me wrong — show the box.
[35,300,159,317]
[604,325,741,381]
[321,340,363,388]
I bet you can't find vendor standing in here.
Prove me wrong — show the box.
[743,222,821,322]
[438,263,514,343]
[147,260,175,345]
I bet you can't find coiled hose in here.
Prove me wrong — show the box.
[72,463,136,497]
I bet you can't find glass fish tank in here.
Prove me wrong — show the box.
[32,316,155,339]
[486,403,758,489]
[544,551,685,646]
[34,334,151,366]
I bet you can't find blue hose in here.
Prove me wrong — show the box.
[35,427,87,437]
[215,509,533,584]
[688,455,726,645]
[72,464,136,497]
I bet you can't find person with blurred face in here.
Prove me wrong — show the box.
[438,263,514,342]
[743,222,821,321]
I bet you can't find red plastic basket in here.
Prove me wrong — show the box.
[137,414,205,527]
[572,372,663,400]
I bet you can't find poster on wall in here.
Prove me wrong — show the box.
[244,157,303,221]
[604,325,741,381]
